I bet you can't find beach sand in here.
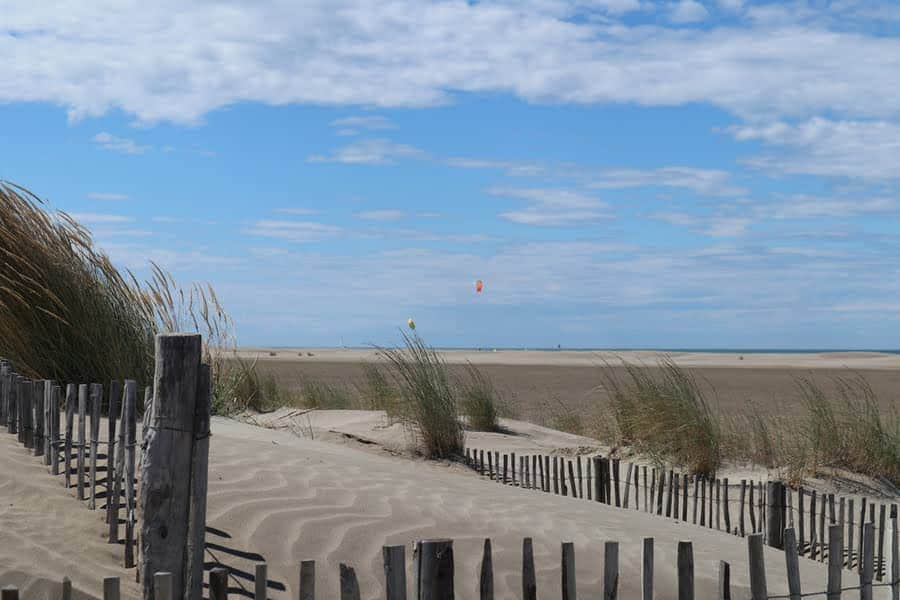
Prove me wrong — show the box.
[2,349,898,598]
[1,410,892,600]
[241,348,900,421]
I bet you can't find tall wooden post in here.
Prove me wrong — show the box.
[415,540,454,600]
[766,481,785,549]
[186,365,211,600]
[138,334,202,600]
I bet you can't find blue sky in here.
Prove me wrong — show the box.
[2,0,900,348]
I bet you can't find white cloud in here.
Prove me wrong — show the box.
[444,157,548,177]
[716,0,744,11]
[670,0,709,23]
[767,196,900,219]
[651,211,751,237]
[331,115,395,136]
[3,3,900,124]
[590,166,745,196]
[491,187,608,226]
[246,219,342,243]
[86,192,129,200]
[355,210,407,221]
[729,118,900,179]
[67,212,135,224]
[275,207,320,216]
[92,132,149,155]
[308,139,426,165]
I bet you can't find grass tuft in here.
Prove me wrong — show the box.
[597,358,721,476]
[379,332,464,459]
[459,362,502,432]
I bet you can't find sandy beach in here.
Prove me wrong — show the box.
[242,349,900,421]
[1,414,885,600]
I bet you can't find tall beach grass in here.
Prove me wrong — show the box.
[1,181,236,409]
[379,332,465,459]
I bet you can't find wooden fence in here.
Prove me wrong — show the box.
[2,526,898,599]
[465,448,899,581]
[0,334,211,600]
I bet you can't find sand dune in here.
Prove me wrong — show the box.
[1,413,890,599]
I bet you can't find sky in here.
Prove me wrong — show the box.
[2,0,900,349]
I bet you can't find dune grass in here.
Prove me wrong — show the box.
[358,362,404,420]
[595,356,900,485]
[795,374,899,485]
[596,358,721,476]
[379,332,464,459]
[459,362,502,432]
[1,180,237,411]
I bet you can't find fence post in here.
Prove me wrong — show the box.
[299,560,315,600]
[523,538,536,600]
[862,522,875,600]
[479,539,493,600]
[890,508,898,600]
[103,577,120,600]
[604,541,619,600]
[50,385,61,476]
[1,587,18,600]
[64,384,74,488]
[383,546,407,600]
[77,383,87,500]
[783,528,801,600]
[124,381,138,569]
[154,573,174,600]
[561,542,576,600]
[416,539,454,600]
[828,524,843,600]
[766,481,785,549]
[138,333,202,600]
[642,537,653,600]
[186,365,211,600]
[209,568,229,600]
[339,564,360,600]
[89,383,102,510]
[43,380,52,463]
[105,380,121,524]
[255,564,267,600]
[748,533,767,600]
[677,541,693,600]
[718,561,730,600]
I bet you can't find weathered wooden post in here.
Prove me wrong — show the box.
[64,384,75,488]
[0,362,8,426]
[783,528,801,600]
[383,546,407,600]
[339,564,360,600]
[89,383,102,510]
[50,385,61,476]
[106,380,121,524]
[561,542,576,600]
[77,383,88,500]
[522,538,536,600]
[748,533,767,600]
[415,539,454,600]
[124,380,138,568]
[186,365,211,600]
[138,333,203,600]
[32,381,43,456]
[209,568,229,600]
[479,539,493,600]
[604,541,619,600]
[43,380,52,463]
[767,481,785,549]
[678,541,694,600]
[299,560,315,600]
[642,537,653,600]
